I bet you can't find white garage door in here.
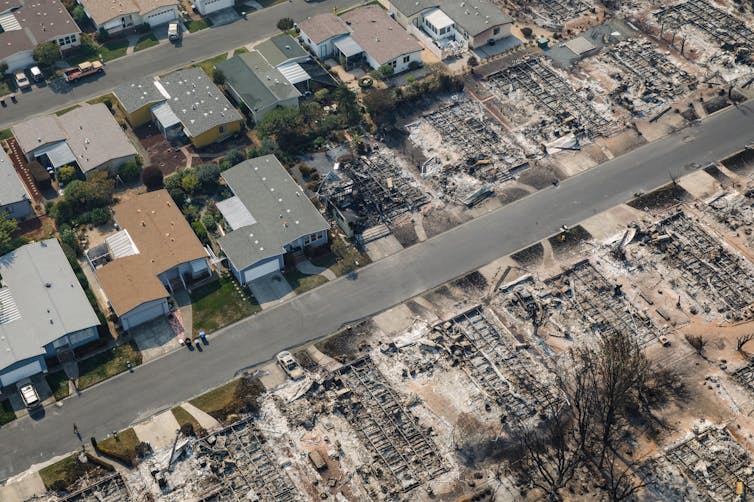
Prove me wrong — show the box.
[122,299,168,331]
[243,258,281,284]
[0,359,43,387]
[144,8,177,27]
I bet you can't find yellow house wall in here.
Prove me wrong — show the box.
[189,120,242,149]
[123,105,154,128]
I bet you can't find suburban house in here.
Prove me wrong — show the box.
[0,147,32,220]
[217,155,329,285]
[217,51,302,123]
[77,0,179,34]
[0,239,100,388]
[0,0,81,73]
[11,103,138,176]
[388,0,513,53]
[190,0,234,16]
[299,6,423,74]
[93,190,210,331]
[113,67,244,149]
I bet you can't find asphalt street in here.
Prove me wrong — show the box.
[2,101,754,480]
[0,0,361,130]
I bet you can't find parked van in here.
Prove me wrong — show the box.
[17,379,41,409]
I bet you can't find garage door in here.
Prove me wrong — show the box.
[243,258,281,284]
[144,8,177,27]
[0,359,43,387]
[122,299,168,331]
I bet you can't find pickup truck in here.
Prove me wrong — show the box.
[168,22,180,42]
[277,351,304,380]
[17,379,41,409]
[64,60,104,82]
[15,72,30,90]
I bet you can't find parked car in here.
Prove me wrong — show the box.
[15,72,30,90]
[30,66,43,82]
[168,22,180,42]
[17,379,41,409]
[277,351,304,380]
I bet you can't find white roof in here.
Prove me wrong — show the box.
[424,8,454,30]
[565,36,596,55]
[105,229,139,259]
[217,196,256,230]
[277,62,310,85]
[151,101,180,129]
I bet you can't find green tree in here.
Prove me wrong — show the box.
[277,17,294,31]
[71,5,87,26]
[141,166,163,190]
[363,88,397,127]
[201,213,216,232]
[0,212,25,255]
[117,162,141,183]
[256,106,300,139]
[378,64,394,78]
[57,165,78,185]
[181,173,199,194]
[33,41,61,67]
[213,68,226,86]
[333,85,360,126]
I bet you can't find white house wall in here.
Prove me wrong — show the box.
[0,358,43,387]
[365,50,422,74]
[120,297,169,331]
[4,50,34,73]
[142,6,178,27]
[192,0,234,15]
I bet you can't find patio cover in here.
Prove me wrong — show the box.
[334,36,364,58]
[150,101,180,130]
[277,61,310,85]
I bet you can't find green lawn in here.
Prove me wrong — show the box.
[99,39,129,62]
[77,342,142,390]
[54,104,80,116]
[86,93,114,106]
[134,34,159,52]
[284,269,328,294]
[0,399,15,426]
[233,47,250,55]
[97,428,141,466]
[187,19,210,33]
[189,379,239,420]
[39,455,99,491]
[190,277,260,336]
[46,371,70,401]
[194,53,227,79]
[0,128,13,141]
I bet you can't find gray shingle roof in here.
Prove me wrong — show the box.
[298,12,350,45]
[256,34,309,67]
[114,68,243,139]
[0,147,28,208]
[341,6,422,66]
[12,104,138,173]
[217,52,300,114]
[0,239,99,372]
[217,155,329,271]
[390,0,512,37]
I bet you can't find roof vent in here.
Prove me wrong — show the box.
[44,282,51,288]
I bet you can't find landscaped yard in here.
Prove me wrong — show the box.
[39,454,106,491]
[96,428,141,466]
[194,53,227,79]
[189,376,264,423]
[186,19,210,32]
[0,128,13,141]
[171,405,203,434]
[190,276,260,336]
[77,342,142,390]
[134,34,159,52]
[310,238,371,277]
[46,371,70,401]
[0,399,15,426]
[284,269,329,294]
[66,37,128,65]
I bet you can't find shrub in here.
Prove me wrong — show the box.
[33,41,61,67]
[213,68,225,86]
[97,27,109,43]
[201,213,216,232]
[181,173,199,193]
[141,166,163,190]
[195,163,221,188]
[521,26,533,38]
[408,60,421,70]
[87,207,111,226]
[191,221,209,244]
[223,149,246,166]
[314,88,329,102]
[117,162,140,183]
[467,55,479,67]
[57,165,78,185]
[277,17,294,31]
[378,64,394,78]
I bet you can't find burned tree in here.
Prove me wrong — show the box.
[737,333,754,353]
[685,334,708,357]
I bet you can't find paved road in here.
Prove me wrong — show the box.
[2,103,754,480]
[0,0,361,130]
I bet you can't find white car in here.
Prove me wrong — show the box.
[15,72,30,90]
[277,351,304,380]
[17,379,40,409]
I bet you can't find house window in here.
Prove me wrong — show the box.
[403,55,410,63]
[219,125,227,133]
[58,38,65,45]
[493,27,500,35]
[70,34,76,43]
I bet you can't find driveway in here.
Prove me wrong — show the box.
[248,272,295,308]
